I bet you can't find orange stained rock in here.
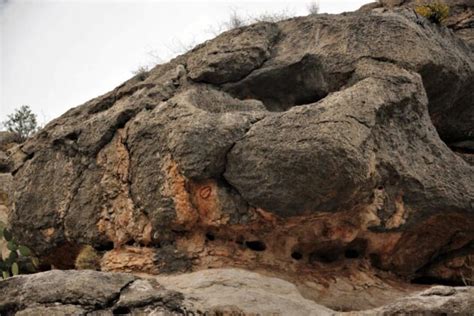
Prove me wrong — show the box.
[96,128,153,247]
[190,179,229,226]
[162,157,199,229]
[101,246,159,274]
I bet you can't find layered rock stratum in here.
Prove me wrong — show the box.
[0,1,473,314]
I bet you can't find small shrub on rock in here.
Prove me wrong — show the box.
[131,65,149,81]
[415,1,449,24]
[307,1,320,15]
[75,245,101,270]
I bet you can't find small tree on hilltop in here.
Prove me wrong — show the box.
[3,105,38,141]
[307,1,320,15]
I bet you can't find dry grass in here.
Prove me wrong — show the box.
[415,1,450,24]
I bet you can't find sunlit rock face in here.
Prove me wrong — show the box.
[4,7,473,312]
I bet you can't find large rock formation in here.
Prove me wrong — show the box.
[1,5,473,314]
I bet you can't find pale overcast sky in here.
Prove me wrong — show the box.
[0,0,371,126]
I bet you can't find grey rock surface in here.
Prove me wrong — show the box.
[187,22,279,85]
[0,132,20,151]
[361,286,474,315]
[0,270,135,310]
[0,270,183,315]
[156,268,335,315]
[0,269,473,315]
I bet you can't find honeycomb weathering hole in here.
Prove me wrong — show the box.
[205,232,215,241]
[291,251,303,260]
[245,240,267,252]
[344,249,360,259]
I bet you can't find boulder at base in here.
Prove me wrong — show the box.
[1,269,473,315]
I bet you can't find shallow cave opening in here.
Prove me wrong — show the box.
[410,276,467,287]
[224,54,331,112]
[245,240,267,252]
[344,249,360,259]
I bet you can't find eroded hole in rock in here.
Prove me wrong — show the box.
[344,249,360,259]
[245,240,266,252]
[65,131,79,141]
[94,241,114,251]
[224,54,330,112]
[345,239,367,260]
[291,251,303,260]
[112,306,131,315]
[205,232,215,241]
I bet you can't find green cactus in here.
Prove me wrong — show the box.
[0,220,38,279]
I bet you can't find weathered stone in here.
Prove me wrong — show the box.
[1,269,472,315]
[223,10,473,142]
[115,278,183,312]
[0,270,184,315]
[362,286,474,315]
[0,151,9,173]
[15,305,87,316]
[0,131,20,151]
[187,22,279,84]
[362,0,474,49]
[155,268,334,315]
[0,270,136,314]
[4,5,474,314]
[0,173,13,259]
